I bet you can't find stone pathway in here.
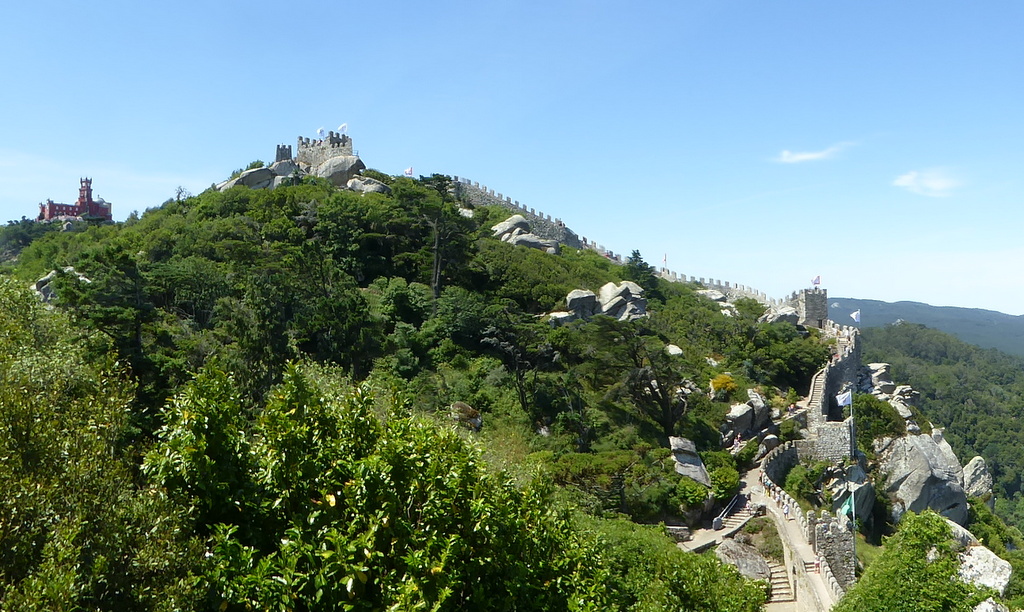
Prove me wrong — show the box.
[678,400,841,611]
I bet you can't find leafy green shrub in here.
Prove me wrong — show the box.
[846,394,906,456]
[779,418,803,442]
[673,476,710,510]
[833,511,989,612]
[736,438,760,469]
[710,466,741,503]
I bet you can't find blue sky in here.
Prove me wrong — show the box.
[2,1,1022,313]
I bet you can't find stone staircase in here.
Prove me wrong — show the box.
[719,503,757,532]
[768,560,794,603]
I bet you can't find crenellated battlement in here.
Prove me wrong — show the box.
[294,131,354,169]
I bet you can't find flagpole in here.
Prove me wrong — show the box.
[849,388,857,570]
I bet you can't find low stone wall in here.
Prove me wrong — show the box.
[761,442,811,540]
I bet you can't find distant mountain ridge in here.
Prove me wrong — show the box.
[830,297,1024,357]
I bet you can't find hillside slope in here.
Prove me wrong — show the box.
[831,297,1024,357]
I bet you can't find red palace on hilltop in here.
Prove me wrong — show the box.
[38,178,113,221]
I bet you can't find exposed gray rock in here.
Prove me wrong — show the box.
[566,289,598,317]
[823,465,875,520]
[974,598,1010,612]
[747,390,771,431]
[509,232,560,254]
[696,289,726,302]
[963,456,994,499]
[347,176,392,194]
[219,167,275,191]
[670,437,711,487]
[269,159,299,176]
[314,155,366,186]
[875,431,968,525]
[959,545,1012,595]
[546,312,577,326]
[890,398,914,420]
[665,344,683,356]
[726,403,754,434]
[755,434,780,460]
[759,306,799,325]
[715,539,771,582]
[491,215,530,237]
[32,267,91,303]
[944,517,980,550]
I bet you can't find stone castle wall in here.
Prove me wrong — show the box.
[815,420,854,463]
[762,440,857,597]
[453,177,583,249]
[295,131,354,168]
[811,510,856,591]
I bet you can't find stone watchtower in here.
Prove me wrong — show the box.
[796,287,828,328]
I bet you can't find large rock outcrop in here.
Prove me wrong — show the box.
[715,539,771,583]
[347,176,391,195]
[547,282,648,325]
[314,155,366,187]
[491,215,560,255]
[963,456,994,499]
[959,546,1013,596]
[874,430,968,525]
[669,437,711,487]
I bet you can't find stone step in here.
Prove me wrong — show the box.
[767,561,794,602]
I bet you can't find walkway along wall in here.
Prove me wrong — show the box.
[761,441,857,596]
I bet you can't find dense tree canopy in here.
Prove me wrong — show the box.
[0,172,835,609]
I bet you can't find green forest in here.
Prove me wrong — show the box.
[0,173,840,610]
[6,169,1024,610]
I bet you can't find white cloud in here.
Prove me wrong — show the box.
[892,168,961,197]
[774,142,851,163]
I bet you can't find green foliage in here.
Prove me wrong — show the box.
[548,449,704,521]
[0,279,202,609]
[782,461,829,508]
[778,418,803,442]
[0,161,841,608]
[361,168,394,185]
[833,511,989,612]
[846,393,906,456]
[732,297,766,320]
[710,466,740,503]
[584,517,767,612]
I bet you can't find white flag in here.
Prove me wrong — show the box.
[404,167,414,177]
[850,310,861,323]
[317,127,325,138]
[338,123,348,134]
[811,275,821,286]
[836,390,853,407]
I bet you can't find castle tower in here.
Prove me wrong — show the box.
[76,178,93,211]
[276,144,293,163]
[797,287,828,328]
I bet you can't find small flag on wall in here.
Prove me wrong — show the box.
[836,390,853,407]
[811,275,821,286]
[404,167,414,177]
[850,310,861,323]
